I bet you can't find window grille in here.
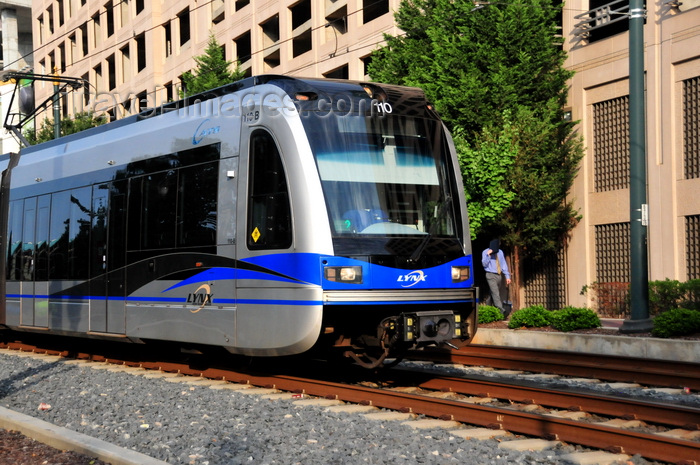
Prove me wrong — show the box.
[595,222,630,283]
[593,96,629,192]
[524,248,567,310]
[687,215,700,280]
[684,77,700,179]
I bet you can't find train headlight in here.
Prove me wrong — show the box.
[451,266,470,282]
[324,266,363,284]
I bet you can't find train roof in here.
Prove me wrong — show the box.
[14,75,437,157]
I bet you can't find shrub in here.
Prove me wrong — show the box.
[648,279,686,316]
[507,305,551,329]
[651,308,700,338]
[478,305,504,324]
[549,306,601,332]
[680,279,700,311]
[580,281,630,318]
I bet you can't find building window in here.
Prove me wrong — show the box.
[135,0,144,15]
[58,43,66,72]
[48,6,55,34]
[107,54,116,90]
[164,22,172,57]
[92,12,102,47]
[261,15,280,71]
[135,90,147,113]
[48,51,55,73]
[164,81,174,102]
[595,222,630,283]
[593,96,629,192]
[291,0,312,58]
[684,76,700,180]
[82,73,89,107]
[38,15,44,44]
[120,44,130,83]
[80,23,88,56]
[325,5,347,41]
[687,215,700,280]
[58,0,65,26]
[235,0,250,11]
[94,63,103,92]
[363,0,388,24]
[135,34,146,72]
[178,8,191,47]
[261,15,279,48]
[120,0,130,26]
[323,65,348,80]
[69,34,77,64]
[212,0,225,24]
[105,1,115,37]
[361,55,372,78]
[234,31,252,64]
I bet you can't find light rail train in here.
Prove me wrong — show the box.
[0,75,477,368]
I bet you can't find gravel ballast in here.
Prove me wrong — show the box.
[0,350,662,464]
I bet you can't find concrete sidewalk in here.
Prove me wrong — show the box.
[0,406,168,465]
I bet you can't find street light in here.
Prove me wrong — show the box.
[620,0,653,333]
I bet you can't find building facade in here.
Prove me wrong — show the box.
[30,0,399,119]
[530,0,700,312]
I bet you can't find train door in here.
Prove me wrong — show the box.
[89,182,126,333]
[235,126,297,349]
[33,196,50,327]
[19,197,36,326]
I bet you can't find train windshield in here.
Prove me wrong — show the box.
[303,113,458,237]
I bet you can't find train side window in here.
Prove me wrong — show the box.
[49,191,71,279]
[69,187,91,279]
[127,177,143,251]
[35,195,51,281]
[178,162,218,247]
[247,129,291,250]
[141,170,177,250]
[7,200,23,280]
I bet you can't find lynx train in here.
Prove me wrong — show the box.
[0,76,477,368]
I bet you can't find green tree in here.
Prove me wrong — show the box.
[369,0,584,302]
[24,111,108,145]
[181,34,245,96]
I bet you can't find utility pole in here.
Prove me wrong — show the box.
[53,67,61,139]
[621,0,653,333]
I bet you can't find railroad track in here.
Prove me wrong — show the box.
[2,338,699,464]
[409,345,700,389]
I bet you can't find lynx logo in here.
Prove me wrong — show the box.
[192,119,221,145]
[187,284,213,313]
[398,270,427,288]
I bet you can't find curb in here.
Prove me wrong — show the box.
[0,406,168,465]
[472,328,700,363]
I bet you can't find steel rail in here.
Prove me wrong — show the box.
[168,365,698,463]
[3,341,699,463]
[410,345,700,390]
[94,360,700,464]
[415,373,700,429]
